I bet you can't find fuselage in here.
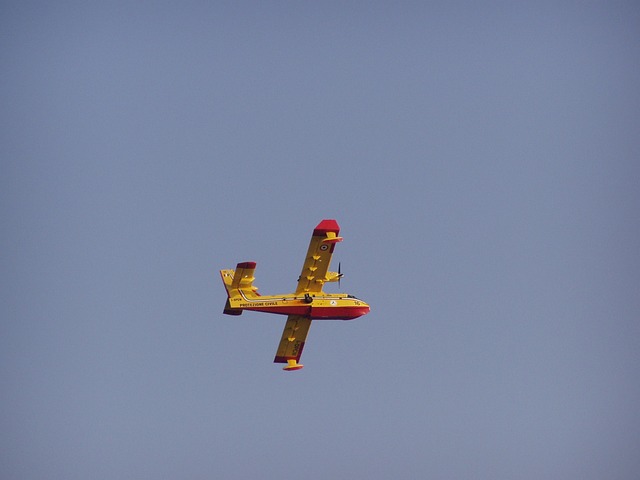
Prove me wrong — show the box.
[235,291,370,320]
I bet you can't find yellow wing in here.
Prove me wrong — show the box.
[295,219,343,295]
[274,315,312,365]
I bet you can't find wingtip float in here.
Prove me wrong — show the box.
[219,219,370,371]
[283,359,304,371]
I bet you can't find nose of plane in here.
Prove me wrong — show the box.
[357,302,370,317]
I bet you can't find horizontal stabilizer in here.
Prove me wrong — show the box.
[220,261,259,315]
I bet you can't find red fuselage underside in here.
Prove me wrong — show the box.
[243,304,370,320]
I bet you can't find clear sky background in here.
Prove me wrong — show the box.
[2,2,639,479]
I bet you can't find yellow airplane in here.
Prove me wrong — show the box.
[220,219,370,371]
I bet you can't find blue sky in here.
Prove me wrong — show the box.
[2,2,639,479]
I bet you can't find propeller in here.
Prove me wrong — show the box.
[338,262,342,288]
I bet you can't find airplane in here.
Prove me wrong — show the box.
[220,219,370,371]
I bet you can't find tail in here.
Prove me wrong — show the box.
[220,261,259,315]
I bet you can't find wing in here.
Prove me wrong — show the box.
[274,315,312,364]
[295,219,343,294]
